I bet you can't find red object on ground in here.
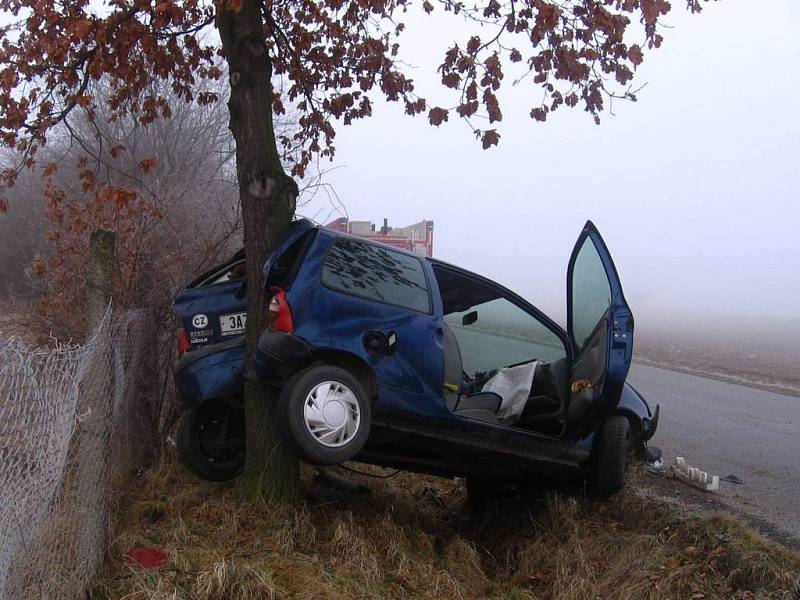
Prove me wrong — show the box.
[126,547,167,569]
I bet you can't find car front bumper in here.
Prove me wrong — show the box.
[641,404,659,441]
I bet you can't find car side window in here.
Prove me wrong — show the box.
[444,297,566,377]
[571,237,612,353]
[321,239,431,313]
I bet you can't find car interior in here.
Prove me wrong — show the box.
[435,265,610,437]
[188,249,245,288]
[434,266,571,436]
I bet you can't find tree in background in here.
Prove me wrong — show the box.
[0,0,705,501]
[0,80,249,444]
[0,79,238,302]
[0,75,311,312]
[0,151,47,300]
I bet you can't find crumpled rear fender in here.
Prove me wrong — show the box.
[174,338,246,407]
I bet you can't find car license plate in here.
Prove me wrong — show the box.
[219,312,247,336]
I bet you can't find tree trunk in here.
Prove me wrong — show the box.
[216,1,300,503]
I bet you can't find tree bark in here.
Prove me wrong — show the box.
[216,0,300,503]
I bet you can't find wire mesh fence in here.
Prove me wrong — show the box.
[0,307,155,599]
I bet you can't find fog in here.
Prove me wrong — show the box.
[300,0,800,330]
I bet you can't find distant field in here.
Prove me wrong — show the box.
[634,317,800,397]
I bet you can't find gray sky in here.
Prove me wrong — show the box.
[300,0,800,327]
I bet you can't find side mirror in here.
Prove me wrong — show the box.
[462,311,478,326]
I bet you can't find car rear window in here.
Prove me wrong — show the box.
[321,239,430,313]
[204,261,245,285]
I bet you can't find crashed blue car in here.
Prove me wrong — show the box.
[173,219,658,499]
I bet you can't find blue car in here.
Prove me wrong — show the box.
[173,219,658,498]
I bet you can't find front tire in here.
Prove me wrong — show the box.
[277,365,371,465]
[593,415,631,497]
[177,401,245,482]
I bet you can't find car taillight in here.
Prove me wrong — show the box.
[268,288,294,333]
[177,328,191,358]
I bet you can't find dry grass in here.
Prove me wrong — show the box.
[92,462,800,600]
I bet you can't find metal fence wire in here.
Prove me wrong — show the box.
[0,308,154,599]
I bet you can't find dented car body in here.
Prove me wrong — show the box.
[174,219,658,495]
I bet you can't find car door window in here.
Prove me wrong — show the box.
[444,297,566,377]
[321,239,431,313]
[571,236,612,353]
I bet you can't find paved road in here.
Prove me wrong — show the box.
[628,363,800,540]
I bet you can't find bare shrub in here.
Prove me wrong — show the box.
[0,154,48,302]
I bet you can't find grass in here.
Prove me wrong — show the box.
[92,462,800,600]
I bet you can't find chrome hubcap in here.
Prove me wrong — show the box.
[303,380,360,447]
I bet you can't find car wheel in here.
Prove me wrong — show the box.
[593,415,631,497]
[277,365,371,465]
[177,401,245,482]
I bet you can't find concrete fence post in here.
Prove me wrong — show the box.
[74,228,117,583]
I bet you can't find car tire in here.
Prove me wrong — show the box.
[593,415,631,497]
[177,401,245,482]
[277,365,371,465]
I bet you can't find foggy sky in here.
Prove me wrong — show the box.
[300,0,800,327]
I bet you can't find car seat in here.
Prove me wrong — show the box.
[441,321,502,423]
[514,358,569,435]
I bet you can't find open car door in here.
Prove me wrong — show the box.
[566,221,634,427]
